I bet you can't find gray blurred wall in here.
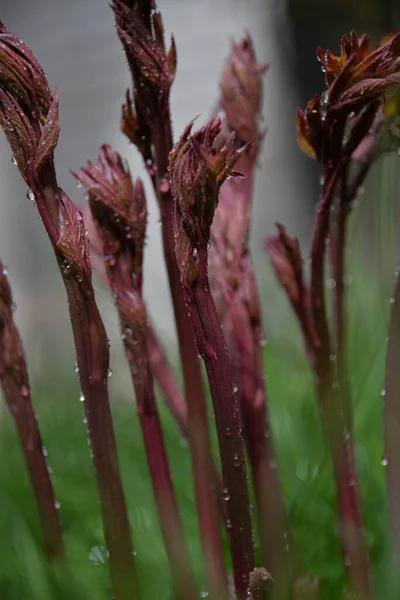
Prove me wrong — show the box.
[0,0,311,381]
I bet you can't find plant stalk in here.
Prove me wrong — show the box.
[187,244,255,600]
[118,295,198,600]
[311,165,372,600]
[149,115,228,600]
[0,265,65,561]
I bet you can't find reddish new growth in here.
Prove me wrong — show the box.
[170,117,255,600]
[0,263,64,562]
[2,5,400,600]
[0,23,139,600]
[268,30,400,600]
[74,145,198,600]
[113,6,226,597]
[209,34,309,595]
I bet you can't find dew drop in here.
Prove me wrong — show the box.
[79,392,85,402]
[121,333,126,340]
[326,278,336,289]
[2,267,8,275]
[222,487,230,501]
[319,174,325,186]
[21,385,29,398]
[356,185,364,197]
[42,446,48,457]
[381,455,388,467]
[55,500,61,510]
[381,389,386,397]
[225,427,232,438]
[233,454,241,468]
[329,353,336,361]
[11,156,17,165]
[107,368,113,378]
[192,247,198,259]
[260,333,268,346]
[232,383,238,394]
[332,381,340,389]
[27,189,35,202]
[159,178,170,193]
[125,327,133,336]
[74,362,79,373]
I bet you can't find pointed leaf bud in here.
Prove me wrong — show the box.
[73,145,147,275]
[0,21,52,123]
[170,117,246,286]
[220,34,268,143]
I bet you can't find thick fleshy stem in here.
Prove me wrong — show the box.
[75,145,199,599]
[85,200,228,550]
[311,164,372,600]
[116,286,198,600]
[0,264,65,562]
[185,243,256,599]
[0,48,139,595]
[210,138,304,594]
[86,226,189,437]
[170,118,257,598]
[112,5,227,595]
[62,276,139,599]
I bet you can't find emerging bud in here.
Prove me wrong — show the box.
[220,34,268,143]
[265,224,318,350]
[73,145,147,276]
[0,21,52,123]
[170,118,245,243]
[298,30,400,163]
[318,31,400,105]
[170,118,246,286]
[113,0,177,160]
[113,1,176,93]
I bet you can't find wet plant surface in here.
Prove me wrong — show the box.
[0,3,400,600]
